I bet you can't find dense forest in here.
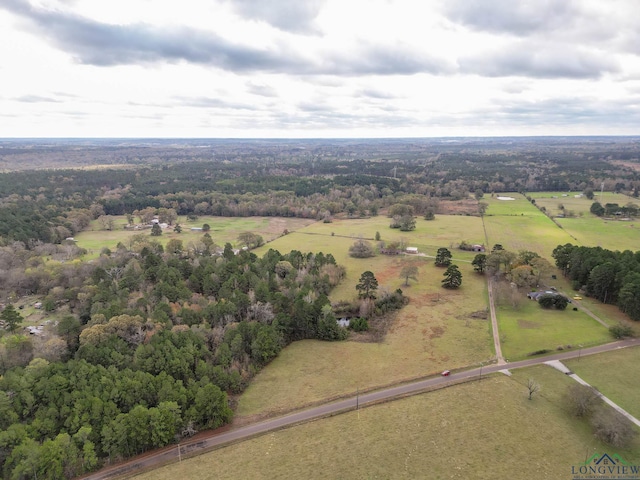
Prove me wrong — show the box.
[1,137,640,244]
[0,235,406,478]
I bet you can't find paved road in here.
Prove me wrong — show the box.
[83,337,640,480]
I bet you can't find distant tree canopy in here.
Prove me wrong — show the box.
[1,138,640,245]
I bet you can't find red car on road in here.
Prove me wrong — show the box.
[441,370,451,376]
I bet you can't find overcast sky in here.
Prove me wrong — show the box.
[1,0,639,138]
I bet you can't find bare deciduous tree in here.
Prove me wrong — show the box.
[565,384,602,417]
[526,378,540,400]
[591,408,637,448]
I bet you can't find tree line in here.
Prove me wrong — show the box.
[553,243,640,320]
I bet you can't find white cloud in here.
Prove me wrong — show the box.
[0,0,638,137]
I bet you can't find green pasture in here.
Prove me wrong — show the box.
[565,347,640,419]
[525,192,640,251]
[555,217,640,252]
[299,215,486,253]
[483,193,536,216]
[74,216,316,257]
[237,257,492,418]
[482,193,576,256]
[531,192,638,217]
[255,214,485,302]
[496,296,611,361]
[135,366,639,480]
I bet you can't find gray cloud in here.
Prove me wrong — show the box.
[358,88,400,100]
[14,95,62,103]
[247,82,278,97]
[224,0,324,34]
[460,43,619,79]
[0,0,451,76]
[173,96,255,110]
[325,43,454,76]
[480,95,640,127]
[445,0,581,36]
[1,0,302,69]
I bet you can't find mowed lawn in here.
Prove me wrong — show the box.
[565,347,640,420]
[242,217,492,417]
[482,193,575,256]
[497,297,611,361]
[134,366,640,480]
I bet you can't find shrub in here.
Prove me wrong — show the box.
[527,349,551,356]
[349,317,369,332]
[609,323,633,339]
[591,407,637,448]
[349,239,375,258]
[565,384,602,418]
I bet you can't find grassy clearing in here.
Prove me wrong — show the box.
[556,217,640,252]
[74,216,316,257]
[135,366,639,480]
[237,256,492,418]
[482,193,575,256]
[531,192,638,217]
[529,192,640,252]
[254,215,485,302]
[565,347,640,419]
[496,297,611,361]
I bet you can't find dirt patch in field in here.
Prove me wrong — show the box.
[409,293,445,309]
[374,261,401,287]
[517,319,541,329]
[266,217,315,235]
[429,325,446,339]
[438,198,481,216]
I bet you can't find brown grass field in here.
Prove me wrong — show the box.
[565,347,640,419]
[237,249,492,418]
[134,366,640,480]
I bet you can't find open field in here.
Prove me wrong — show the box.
[531,192,638,217]
[529,192,640,252]
[556,217,640,252]
[254,214,485,301]
[496,298,611,361]
[239,211,627,417]
[482,193,575,256]
[74,216,317,257]
[135,366,640,480]
[565,347,640,419]
[237,254,492,418]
